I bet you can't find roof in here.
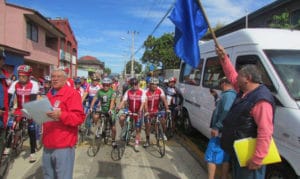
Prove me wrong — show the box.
[200,28,300,53]
[206,0,294,38]
[78,56,104,65]
[6,2,65,38]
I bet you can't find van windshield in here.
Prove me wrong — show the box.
[265,50,300,100]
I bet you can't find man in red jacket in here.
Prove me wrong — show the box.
[43,68,85,179]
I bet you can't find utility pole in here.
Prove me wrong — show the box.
[128,31,138,77]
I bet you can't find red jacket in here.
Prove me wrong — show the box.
[0,69,9,128]
[43,85,85,149]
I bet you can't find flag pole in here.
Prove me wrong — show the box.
[195,0,219,47]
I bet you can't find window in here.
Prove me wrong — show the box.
[179,60,203,86]
[236,55,275,92]
[203,57,224,89]
[26,21,38,42]
[291,9,300,26]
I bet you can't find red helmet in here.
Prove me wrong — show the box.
[169,77,177,83]
[17,65,32,76]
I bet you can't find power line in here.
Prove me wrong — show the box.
[134,1,176,56]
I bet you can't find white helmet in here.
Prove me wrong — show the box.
[102,77,112,84]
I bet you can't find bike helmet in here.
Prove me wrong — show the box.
[129,77,139,86]
[74,78,81,84]
[169,77,177,83]
[149,77,159,84]
[44,76,51,82]
[17,65,32,76]
[102,77,112,84]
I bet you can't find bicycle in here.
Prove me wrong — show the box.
[148,111,166,157]
[78,112,92,144]
[165,111,174,138]
[0,128,10,179]
[87,111,111,157]
[111,110,137,160]
[5,114,25,157]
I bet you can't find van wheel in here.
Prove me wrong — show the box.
[265,161,297,179]
[182,111,193,135]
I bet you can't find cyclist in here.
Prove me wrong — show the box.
[82,76,101,113]
[143,77,169,148]
[7,65,39,162]
[74,78,84,98]
[117,77,146,152]
[89,77,117,147]
[165,77,183,135]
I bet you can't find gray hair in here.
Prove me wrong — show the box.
[238,65,262,84]
[52,67,68,77]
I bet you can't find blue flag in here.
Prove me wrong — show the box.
[169,0,208,68]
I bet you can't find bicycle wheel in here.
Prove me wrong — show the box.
[166,114,173,138]
[13,130,24,157]
[111,144,121,161]
[125,121,132,145]
[87,134,101,157]
[156,123,165,157]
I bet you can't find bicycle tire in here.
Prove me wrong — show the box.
[87,135,101,157]
[111,146,121,161]
[156,122,165,157]
[125,120,132,145]
[13,130,24,157]
[166,114,173,138]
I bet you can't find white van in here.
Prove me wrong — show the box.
[177,28,300,178]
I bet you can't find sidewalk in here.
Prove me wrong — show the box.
[6,139,43,179]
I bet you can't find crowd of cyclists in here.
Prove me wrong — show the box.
[0,52,183,176]
[80,74,183,152]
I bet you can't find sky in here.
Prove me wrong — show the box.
[7,0,275,74]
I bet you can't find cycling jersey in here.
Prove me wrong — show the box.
[145,87,165,113]
[86,84,101,103]
[96,88,116,113]
[165,87,182,106]
[8,80,39,110]
[122,88,146,113]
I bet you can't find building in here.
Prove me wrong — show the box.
[0,0,65,78]
[208,0,300,38]
[49,18,78,78]
[77,55,104,79]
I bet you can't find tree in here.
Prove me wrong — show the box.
[269,12,300,29]
[125,60,142,74]
[104,67,111,75]
[141,33,181,70]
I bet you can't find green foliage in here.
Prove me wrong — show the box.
[104,67,111,75]
[125,60,142,74]
[141,33,181,70]
[269,12,300,29]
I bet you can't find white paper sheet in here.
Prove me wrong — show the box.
[22,97,53,125]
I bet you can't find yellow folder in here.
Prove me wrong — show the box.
[233,137,281,167]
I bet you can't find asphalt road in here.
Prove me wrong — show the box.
[5,124,208,179]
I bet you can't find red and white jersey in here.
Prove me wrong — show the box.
[122,88,146,113]
[145,87,165,113]
[8,80,39,109]
[86,84,101,97]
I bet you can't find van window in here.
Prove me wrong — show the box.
[203,57,224,89]
[236,55,275,92]
[179,60,203,86]
[265,50,300,100]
